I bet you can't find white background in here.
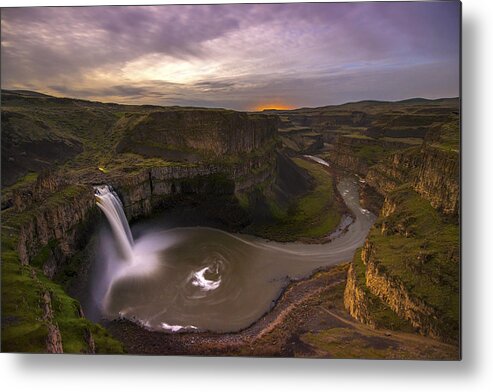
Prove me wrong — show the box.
[1,0,491,391]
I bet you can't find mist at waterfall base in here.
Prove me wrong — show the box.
[88,178,375,333]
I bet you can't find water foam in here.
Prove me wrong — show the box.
[190,265,222,291]
[95,185,134,261]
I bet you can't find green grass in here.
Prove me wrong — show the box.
[1,172,39,206]
[352,249,415,332]
[1,239,124,353]
[30,239,58,269]
[380,137,423,145]
[1,252,124,353]
[4,171,39,191]
[301,328,398,359]
[430,121,460,152]
[1,258,48,353]
[250,158,343,241]
[355,145,388,166]
[236,192,250,209]
[366,187,460,340]
[1,181,124,353]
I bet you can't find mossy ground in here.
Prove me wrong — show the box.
[1,91,460,354]
[1,255,124,353]
[355,144,389,166]
[430,120,460,152]
[352,249,415,332]
[1,184,124,353]
[233,267,458,359]
[301,328,400,359]
[366,187,460,341]
[248,158,343,241]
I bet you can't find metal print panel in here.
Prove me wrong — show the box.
[0,1,461,359]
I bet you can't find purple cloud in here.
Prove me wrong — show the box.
[1,2,460,110]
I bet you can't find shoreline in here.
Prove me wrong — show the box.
[106,262,458,359]
[106,264,349,356]
[101,157,375,349]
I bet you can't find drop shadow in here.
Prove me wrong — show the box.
[5,7,481,381]
[458,8,481,375]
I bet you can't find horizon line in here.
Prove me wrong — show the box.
[1,88,460,113]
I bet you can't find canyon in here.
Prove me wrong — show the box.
[1,90,460,357]
[264,98,460,345]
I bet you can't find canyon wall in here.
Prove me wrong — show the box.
[324,135,423,178]
[270,99,460,343]
[115,153,277,221]
[115,109,279,159]
[12,180,96,273]
[10,152,279,286]
[343,262,377,328]
[363,246,442,339]
[365,146,459,217]
[412,147,460,215]
[343,144,459,342]
[10,123,279,279]
[325,139,369,176]
[2,98,282,352]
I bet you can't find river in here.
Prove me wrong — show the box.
[89,160,375,333]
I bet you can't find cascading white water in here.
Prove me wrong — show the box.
[91,184,161,320]
[88,174,376,332]
[94,185,134,261]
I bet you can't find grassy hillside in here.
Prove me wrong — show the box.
[369,187,460,338]
[245,158,343,241]
[1,90,459,353]
[1,183,123,353]
[270,97,459,156]
[1,90,278,188]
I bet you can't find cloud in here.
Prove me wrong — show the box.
[1,2,460,110]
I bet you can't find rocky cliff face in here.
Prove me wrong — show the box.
[344,234,456,341]
[323,135,422,178]
[365,146,459,217]
[413,147,459,216]
[12,154,278,281]
[365,148,421,194]
[8,106,280,275]
[343,263,378,328]
[343,137,459,343]
[15,182,96,272]
[277,110,369,131]
[12,171,67,212]
[324,136,372,175]
[115,110,279,159]
[363,252,441,339]
[109,153,278,222]
[42,291,64,353]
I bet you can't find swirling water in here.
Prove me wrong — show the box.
[91,173,375,333]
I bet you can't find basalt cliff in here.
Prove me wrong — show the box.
[1,90,298,353]
[275,98,460,343]
[1,91,460,354]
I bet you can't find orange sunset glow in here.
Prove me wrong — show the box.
[1,4,460,110]
[253,103,295,112]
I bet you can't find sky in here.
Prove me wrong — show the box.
[1,1,460,110]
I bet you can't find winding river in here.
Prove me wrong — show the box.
[90,160,375,333]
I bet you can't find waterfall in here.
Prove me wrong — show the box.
[94,185,134,261]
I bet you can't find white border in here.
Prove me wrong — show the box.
[1,0,492,391]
